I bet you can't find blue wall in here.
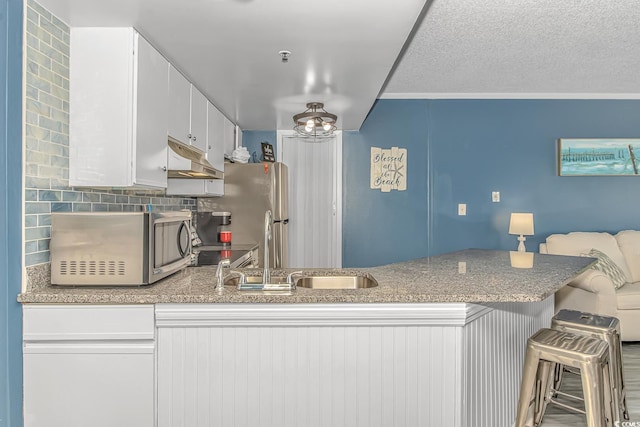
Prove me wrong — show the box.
[342,100,429,267]
[1,0,23,425]
[342,99,640,266]
[241,130,276,163]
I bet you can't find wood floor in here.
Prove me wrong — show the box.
[539,342,640,426]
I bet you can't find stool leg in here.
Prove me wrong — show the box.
[581,361,608,427]
[602,362,615,427]
[612,332,629,420]
[552,362,564,395]
[533,361,554,426]
[516,348,541,427]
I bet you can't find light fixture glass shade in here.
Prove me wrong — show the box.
[293,102,337,138]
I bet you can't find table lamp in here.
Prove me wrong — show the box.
[509,213,534,252]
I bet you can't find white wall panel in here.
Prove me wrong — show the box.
[461,298,554,427]
[156,299,553,427]
[157,324,461,427]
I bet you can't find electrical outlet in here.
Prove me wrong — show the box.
[492,191,500,202]
[458,203,467,216]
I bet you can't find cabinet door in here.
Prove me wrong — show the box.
[168,65,191,145]
[23,305,155,427]
[166,178,223,196]
[24,351,154,427]
[223,117,236,158]
[133,33,169,188]
[69,27,134,187]
[207,103,225,172]
[190,86,208,153]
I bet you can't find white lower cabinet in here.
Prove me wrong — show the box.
[23,305,155,427]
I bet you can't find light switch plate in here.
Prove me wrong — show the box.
[458,203,467,216]
[458,261,467,274]
[492,191,500,202]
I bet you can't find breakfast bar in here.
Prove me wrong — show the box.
[19,249,595,427]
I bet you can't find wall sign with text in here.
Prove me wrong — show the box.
[370,146,407,192]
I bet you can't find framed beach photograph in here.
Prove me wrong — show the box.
[557,138,640,176]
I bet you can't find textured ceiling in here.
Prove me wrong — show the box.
[382,0,640,97]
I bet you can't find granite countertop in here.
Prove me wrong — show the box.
[18,249,595,305]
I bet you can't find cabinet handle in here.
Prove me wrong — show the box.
[162,166,167,171]
[208,145,211,150]
[188,134,192,140]
[192,136,197,141]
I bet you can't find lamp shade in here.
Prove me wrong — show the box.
[509,213,534,236]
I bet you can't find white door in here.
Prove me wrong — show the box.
[277,131,342,268]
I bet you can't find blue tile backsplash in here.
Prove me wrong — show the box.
[24,0,196,266]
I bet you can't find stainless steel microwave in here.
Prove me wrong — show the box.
[51,211,192,286]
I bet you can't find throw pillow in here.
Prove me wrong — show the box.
[583,248,627,290]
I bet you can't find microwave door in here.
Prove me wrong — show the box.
[153,219,191,271]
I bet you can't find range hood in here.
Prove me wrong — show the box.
[167,139,223,179]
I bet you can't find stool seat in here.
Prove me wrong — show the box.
[528,328,609,361]
[553,309,620,334]
[515,328,614,427]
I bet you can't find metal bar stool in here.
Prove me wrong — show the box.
[515,328,614,427]
[548,309,629,423]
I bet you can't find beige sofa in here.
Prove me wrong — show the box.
[539,231,640,341]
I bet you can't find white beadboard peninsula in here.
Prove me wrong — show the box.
[19,249,595,427]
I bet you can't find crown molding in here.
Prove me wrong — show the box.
[378,92,640,100]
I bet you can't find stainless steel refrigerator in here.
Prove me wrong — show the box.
[197,162,288,268]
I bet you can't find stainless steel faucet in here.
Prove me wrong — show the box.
[263,210,272,285]
[215,258,230,291]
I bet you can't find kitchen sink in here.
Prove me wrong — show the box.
[295,275,378,289]
[223,275,288,287]
[223,273,378,290]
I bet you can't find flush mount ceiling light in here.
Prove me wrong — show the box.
[293,102,337,138]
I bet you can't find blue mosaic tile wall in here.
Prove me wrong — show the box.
[24,0,196,266]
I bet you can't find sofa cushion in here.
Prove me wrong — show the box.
[616,281,640,310]
[586,249,626,290]
[545,232,633,283]
[615,230,640,283]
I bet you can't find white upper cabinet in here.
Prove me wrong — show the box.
[223,116,236,158]
[168,66,207,153]
[166,102,227,196]
[189,87,208,153]
[70,27,169,188]
[167,66,191,146]
[207,102,225,172]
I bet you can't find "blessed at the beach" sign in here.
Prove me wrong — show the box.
[370,146,407,192]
